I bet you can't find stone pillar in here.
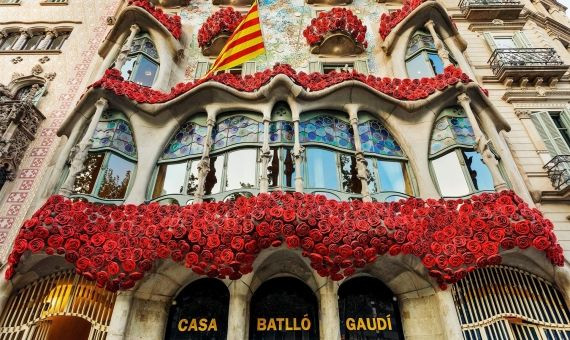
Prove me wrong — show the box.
[425,20,452,67]
[0,266,14,318]
[114,24,140,71]
[227,280,250,340]
[12,29,30,51]
[259,110,271,193]
[347,105,371,202]
[106,291,133,340]
[436,289,463,339]
[317,279,341,340]
[37,30,56,50]
[126,297,170,339]
[59,98,108,195]
[194,113,216,203]
[291,107,304,192]
[457,93,508,191]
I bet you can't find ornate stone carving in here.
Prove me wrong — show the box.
[39,56,50,64]
[31,64,43,76]
[45,72,56,81]
[514,109,530,119]
[11,57,22,64]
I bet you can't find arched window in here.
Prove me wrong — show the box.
[359,113,413,201]
[165,279,229,340]
[15,84,46,106]
[452,266,570,339]
[73,110,137,201]
[405,30,454,79]
[429,106,494,197]
[338,277,405,339]
[0,271,116,340]
[0,32,19,51]
[249,277,320,339]
[151,116,208,205]
[205,113,264,201]
[119,32,159,87]
[267,102,295,190]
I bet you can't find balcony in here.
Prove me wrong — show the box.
[544,155,570,194]
[488,48,568,85]
[459,0,524,20]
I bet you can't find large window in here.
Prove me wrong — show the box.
[73,111,137,201]
[429,107,495,197]
[531,110,570,158]
[15,84,46,106]
[119,32,159,87]
[267,103,295,190]
[405,30,454,79]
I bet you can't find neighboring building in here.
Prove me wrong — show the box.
[0,0,570,339]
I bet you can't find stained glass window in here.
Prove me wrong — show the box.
[118,33,159,88]
[269,121,294,143]
[299,115,354,150]
[430,107,476,155]
[405,30,454,79]
[359,120,404,157]
[91,115,137,159]
[212,115,263,150]
[161,121,207,160]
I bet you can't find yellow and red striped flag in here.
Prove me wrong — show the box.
[206,0,265,77]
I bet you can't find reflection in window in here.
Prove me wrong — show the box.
[464,151,494,191]
[0,33,18,51]
[152,161,199,198]
[97,154,135,199]
[267,147,295,189]
[117,32,159,87]
[306,148,339,190]
[377,160,411,193]
[23,34,42,50]
[405,30,455,79]
[48,33,70,50]
[226,149,257,191]
[431,151,470,197]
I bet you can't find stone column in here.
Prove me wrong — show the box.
[12,29,30,51]
[436,289,463,339]
[59,98,108,195]
[347,105,371,202]
[227,280,250,340]
[114,24,140,71]
[37,30,56,50]
[317,279,341,340]
[425,20,452,67]
[0,266,14,318]
[259,110,271,193]
[194,112,216,203]
[292,107,304,192]
[457,93,508,191]
[106,291,133,340]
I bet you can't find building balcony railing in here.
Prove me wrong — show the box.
[544,155,570,192]
[459,0,524,19]
[488,48,568,84]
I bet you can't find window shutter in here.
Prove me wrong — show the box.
[482,32,497,51]
[530,111,570,157]
[560,108,570,132]
[309,61,323,74]
[353,60,369,75]
[32,85,47,106]
[194,62,210,79]
[513,31,532,48]
[243,61,257,76]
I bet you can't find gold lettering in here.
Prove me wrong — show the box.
[387,314,392,330]
[198,319,208,331]
[276,318,284,331]
[366,318,377,331]
[189,319,198,331]
[257,318,267,331]
[208,319,218,331]
[267,318,277,331]
[178,319,188,332]
[377,317,387,330]
[285,317,293,331]
[346,318,356,331]
[357,318,366,331]
[301,315,311,331]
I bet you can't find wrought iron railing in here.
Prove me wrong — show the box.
[544,155,570,191]
[459,0,520,11]
[488,48,565,74]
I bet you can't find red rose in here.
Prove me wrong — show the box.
[29,238,45,253]
[532,236,550,250]
[422,254,436,268]
[514,221,530,235]
[516,236,531,249]
[220,249,235,262]
[466,240,481,253]
[206,234,221,248]
[286,235,300,248]
[14,239,27,254]
[489,228,506,241]
[231,237,245,251]
[122,260,136,272]
[448,254,464,268]
[76,257,92,271]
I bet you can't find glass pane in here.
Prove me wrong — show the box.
[366,158,379,193]
[428,52,444,75]
[213,116,263,150]
[97,154,135,199]
[299,115,354,150]
[306,148,339,190]
[463,151,494,191]
[268,148,280,187]
[73,153,104,195]
[494,37,516,48]
[205,155,224,195]
[377,160,410,194]
[406,53,434,79]
[226,149,257,191]
[359,120,404,157]
[162,122,207,160]
[153,162,186,198]
[23,35,42,50]
[120,56,137,80]
[432,151,470,197]
[48,34,68,50]
[282,148,295,188]
[0,34,18,50]
[131,56,158,87]
[187,160,199,195]
[340,154,361,194]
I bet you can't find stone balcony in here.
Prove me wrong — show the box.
[459,0,524,20]
[544,155,570,197]
[488,48,569,86]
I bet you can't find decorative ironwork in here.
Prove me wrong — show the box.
[489,48,564,74]
[459,0,521,11]
[544,155,570,191]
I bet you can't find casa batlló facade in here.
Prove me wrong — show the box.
[0,0,570,339]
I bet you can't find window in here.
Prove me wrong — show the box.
[267,103,295,190]
[531,110,570,157]
[15,84,46,106]
[194,61,257,79]
[483,31,532,50]
[309,60,369,75]
[405,30,454,79]
[0,33,18,50]
[0,0,21,4]
[22,34,43,50]
[118,33,159,87]
[48,32,69,50]
[73,111,137,201]
[429,106,495,197]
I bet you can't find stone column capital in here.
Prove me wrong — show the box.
[515,109,531,119]
[424,19,436,29]
[130,24,141,35]
[457,93,471,106]
[95,97,109,111]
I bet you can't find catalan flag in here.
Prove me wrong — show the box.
[206,0,265,77]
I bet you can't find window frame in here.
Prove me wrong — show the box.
[119,33,160,88]
[405,30,455,79]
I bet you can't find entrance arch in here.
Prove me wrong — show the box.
[165,278,229,340]
[249,277,319,340]
[338,276,405,340]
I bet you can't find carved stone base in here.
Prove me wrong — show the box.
[310,32,364,56]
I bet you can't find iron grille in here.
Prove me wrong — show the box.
[459,0,520,11]
[488,48,564,74]
[544,155,570,191]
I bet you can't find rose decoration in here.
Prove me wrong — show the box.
[128,0,182,40]
[198,7,243,48]
[303,8,367,49]
[379,0,425,40]
[4,191,564,292]
[90,64,473,104]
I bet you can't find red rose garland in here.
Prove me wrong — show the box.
[198,7,243,48]
[303,8,368,49]
[90,64,473,104]
[5,191,563,292]
[128,0,182,40]
[379,0,425,40]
